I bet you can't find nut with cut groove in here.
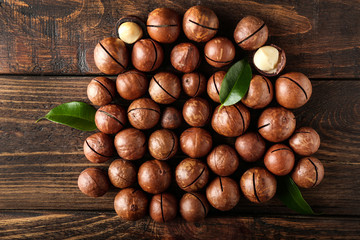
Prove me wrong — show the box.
[240,167,276,203]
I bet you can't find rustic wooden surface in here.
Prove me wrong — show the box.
[0,0,359,78]
[0,0,360,239]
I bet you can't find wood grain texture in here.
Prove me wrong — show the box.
[0,76,359,217]
[0,0,359,77]
[0,210,360,240]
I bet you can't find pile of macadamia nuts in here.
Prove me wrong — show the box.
[78,5,324,223]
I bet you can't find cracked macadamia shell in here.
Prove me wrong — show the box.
[180,127,213,158]
[127,98,160,129]
[149,72,181,104]
[264,144,295,176]
[234,16,268,51]
[108,159,137,189]
[235,132,266,162]
[206,177,240,211]
[114,188,148,221]
[78,168,110,197]
[289,127,320,156]
[176,158,209,192]
[183,5,219,42]
[207,71,226,103]
[114,128,146,160]
[138,160,172,194]
[116,16,145,44]
[148,129,178,160]
[276,72,312,109]
[253,45,286,77]
[207,145,239,176]
[258,107,296,142]
[182,97,211,127]
[291,157,324,188]
[211,102,250,137]
[240,167,276,203]
[241,75,273,109]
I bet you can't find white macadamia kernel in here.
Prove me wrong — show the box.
[118,22,143,44]
[253,46,280,73]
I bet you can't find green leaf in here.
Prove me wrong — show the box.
[37,101,97,131]
[277,175,316,215]
[219,59,252,107]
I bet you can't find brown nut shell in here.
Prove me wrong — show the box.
[147,8,181,43]
[179,192,209,222]
[114,128,146,160]
[180,127,213,158]
[149,72,181,104]
[234,16,268,51]
[264,144,295,176]
[206,177,240,211]
[149,193,178,223]
[83,132,114,163]
[114,188,148,221]
[240,167,277,203]
[87,77,116,106]
[182,72,207,97]
[108,159,137,189]
[132,39,164,72]
[207,145,239,176]
[241,75,273,109]
[276,72,312,109]
[78,168,109,197]
[289,127,320,156]
[182,97,211,127]
[235,132,266,162]
[183,6,219,42]
[94,37,128,75]
[204,37,235,68]
[258,107,296,142]
[127,98,160,129]
[207,71,226,103]
[95,104,127,134]
[211,103,251,137]
[175,158,209,192]
[116,70,148,100]
[291,157,324,188]
[148,129,178,160]
[161,107,182,129]
[171,43,200,73]
[253,44,286,77]
[138,160,171,194]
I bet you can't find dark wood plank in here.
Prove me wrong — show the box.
[0,210,359,240]
[0,76,359,216]
[0,0,359,78]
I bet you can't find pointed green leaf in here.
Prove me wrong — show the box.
[277,175,316,215]
[37,101,97,131]
[219,59,252,107]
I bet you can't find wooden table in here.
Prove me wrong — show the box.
[1,0,359,239]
